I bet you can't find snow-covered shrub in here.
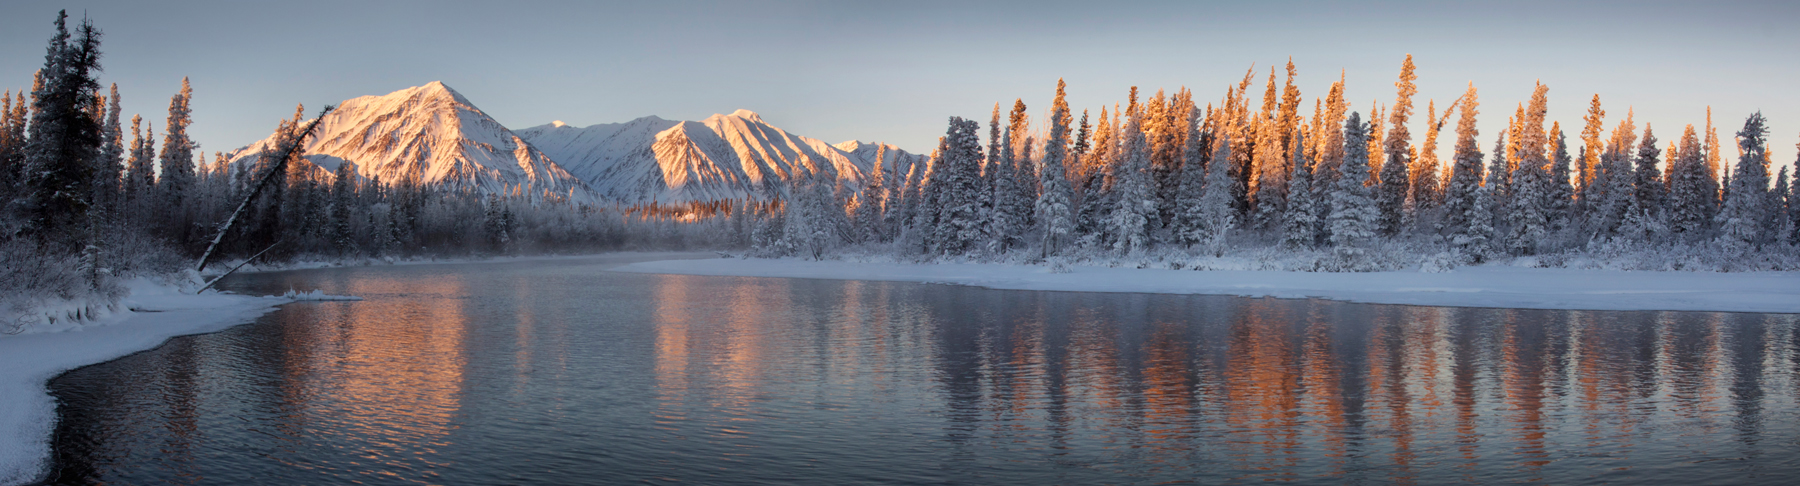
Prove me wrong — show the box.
[1420,251,1459,273]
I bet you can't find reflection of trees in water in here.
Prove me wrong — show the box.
[55,268,1798,485]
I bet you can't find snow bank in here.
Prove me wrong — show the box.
[0,280,289,485]
[614,258,1800,314]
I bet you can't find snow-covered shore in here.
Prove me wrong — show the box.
[0,281,289,485]
[614,257,1800,314]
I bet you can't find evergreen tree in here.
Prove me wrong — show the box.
[986,127,1017,251]
[1548,124,1575,233]
[1036,79,1075,255]
[18,11,104,253]
[1668,125,1711,237]
[1411,100,1443,216]
[123,116,154,217]
[1173,111,1211,247]
[1109,103,1155,254]
[1251,114,1286,228]
[1778,161,1792,244]
[330,160,358,256]
[1577,95,1605,208]
[1281,130,1318,248]
[1591,113,1638,238]
[96,83,123,219]
[158,77,196,246]
[1376,54,1418,236]
[1716,112,1771,250]
[1771,166,1791,246]
[1441,84,1488,252]
[934,117,986,255]
[1196,133,1237,256]
[1631,125,1666,222]
[1483,131,1511,227]
[851,144,887,243]
[1328,112,1379,263]
[1013,106,1039,227]
[1505,84,1552,255]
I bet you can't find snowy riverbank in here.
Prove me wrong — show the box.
[614,257,1800,314]
[0,281,290,485]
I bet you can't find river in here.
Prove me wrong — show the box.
[42,255,1800,484]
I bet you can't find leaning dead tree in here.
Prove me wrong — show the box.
[194,105,335,274]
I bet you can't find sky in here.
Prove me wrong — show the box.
[2,0,1797,175]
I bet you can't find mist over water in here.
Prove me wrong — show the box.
[44,256,1800,484]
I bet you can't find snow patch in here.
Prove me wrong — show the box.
[0,280,344,485]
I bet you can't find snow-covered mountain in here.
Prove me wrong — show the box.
[518,110,926,204]
[226,82,591,201]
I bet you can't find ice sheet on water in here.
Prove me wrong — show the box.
[279,289,364,301]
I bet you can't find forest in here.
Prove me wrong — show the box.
[759,58,1800,274]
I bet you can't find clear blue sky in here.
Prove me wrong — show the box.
[2,0,1796,174]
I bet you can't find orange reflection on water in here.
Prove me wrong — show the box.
[1223,300,1303,478]
[299,273,472,461]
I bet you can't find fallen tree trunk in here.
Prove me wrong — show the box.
[194,105,334,273]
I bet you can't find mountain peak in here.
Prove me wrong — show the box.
[727,109,763,122]
[225,81,590,201]
[551,120,567,128]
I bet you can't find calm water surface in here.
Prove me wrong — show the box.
[44,255,1800,484]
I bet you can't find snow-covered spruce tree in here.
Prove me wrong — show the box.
[1716,112,1771,251]
[1036,79,1076,256]
[933,117,986,256]
[1172,111,1210,248]
[1316,75,1347,190]
[982,104,1008,251]
[1074,108,1116,248]
[1668,125,1710,238]
[1154,89,1194,226]
[1197,134,1237,256]
[1251,114,1287,230]
[123,115,154,222]
[158,77,196,248]
[1411,100,1443,221]
[904,138,944,254]
[789,170,843,260]
[1504,83,1551,255]
[1109,104,1156,255]
[1483,131,1511,229]
[96,83,123,220]
[18,11,104,254]
[1576,95,1605,215]
[1439,84,1485,248]
[330,161,358,256]
[1548,124,1575,234]
[1505,143,1550,255]
[851,144,887,243]
[1282,130,1318,248]
[1328,112,1379,268]
[1375,54,1417,237]
[1784,163,1799,245]
[751,196,788,256]
[0,92,23,206]
[1590,116,1638,239]
[1007,100,1038,233]
[482,194,513,255]
[987,124,1019,253]
[1630,125,1666,227]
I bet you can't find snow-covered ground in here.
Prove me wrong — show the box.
[0,281,293,486]
[614,257,1800,314]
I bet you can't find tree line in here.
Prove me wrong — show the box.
[758,56,1800,271]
